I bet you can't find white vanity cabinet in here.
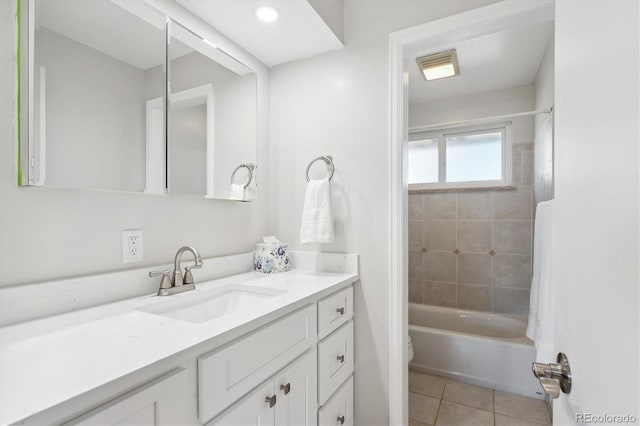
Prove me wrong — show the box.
[317,286,354,425]
[209,349,317,426]
[198,304,317,422]
[65,368,188,426]
[7,283,356,426]
[204,285,354,426]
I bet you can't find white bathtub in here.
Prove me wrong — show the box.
[409,303,544,399]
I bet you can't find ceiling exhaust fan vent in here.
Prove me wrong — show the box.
[416,49,459,81]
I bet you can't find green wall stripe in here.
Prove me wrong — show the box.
[16,0,22,186]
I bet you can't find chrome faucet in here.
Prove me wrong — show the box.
[149,246,203,296]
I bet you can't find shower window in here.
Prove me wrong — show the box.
[408,123,511,189]
[408,138,439,184]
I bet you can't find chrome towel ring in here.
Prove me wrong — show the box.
[305,156,334,182]
[230,163,255,189]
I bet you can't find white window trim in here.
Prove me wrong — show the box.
[408,121,513,190]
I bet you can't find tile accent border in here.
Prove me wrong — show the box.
[410,186,517,194]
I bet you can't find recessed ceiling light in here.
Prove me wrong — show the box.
[416,49,460,81]
[255,6,279,22]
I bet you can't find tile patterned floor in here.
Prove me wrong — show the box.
[409,370,552,426]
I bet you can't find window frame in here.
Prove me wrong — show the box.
[408,121,512,190]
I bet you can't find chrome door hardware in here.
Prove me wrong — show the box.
[337,355,345,363]
[532,352,572,398]
[280,383,291,395]
[265,395,277,408]
[337,416,345,425]
[337,307,345,315]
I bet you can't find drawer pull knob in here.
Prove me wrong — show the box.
[337,354,345,363]
[280,383,291,395]
[265,395,277,408]
[337,415,345,424]
[336,307,345,315]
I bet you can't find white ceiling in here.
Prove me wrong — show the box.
[36,0,167,70]
[175,0,344,67]
[36,0,249,75]
[409,22,554,104]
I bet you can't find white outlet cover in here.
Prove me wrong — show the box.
[122,229,143,263]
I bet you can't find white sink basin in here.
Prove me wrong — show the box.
[137,285,286,323]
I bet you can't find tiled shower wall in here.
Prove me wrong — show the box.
[408,144,534,316]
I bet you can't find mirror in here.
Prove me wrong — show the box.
[18,1,259,201]
[167,20,257,201]
[24,0,166,192]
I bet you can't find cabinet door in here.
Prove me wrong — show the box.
[66,368,188,426]
[274,350,318,426]
[208,381,276,426]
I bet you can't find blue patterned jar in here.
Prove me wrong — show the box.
[254,243,291,273]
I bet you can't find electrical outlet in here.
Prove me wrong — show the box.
[122,229,143,263]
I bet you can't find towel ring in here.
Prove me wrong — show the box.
[230,163,255,189]
[305,156,334,182]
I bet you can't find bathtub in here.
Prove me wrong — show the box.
[409,303,544,399]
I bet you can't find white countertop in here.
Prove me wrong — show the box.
[0,269,358,425]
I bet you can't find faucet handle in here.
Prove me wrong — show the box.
[183,264,201,285]
[149,270,172,290]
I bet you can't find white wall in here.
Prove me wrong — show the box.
[533,38,554,205]
[169,104,207,195]
[212,73,257,198]
[154,50,258,198]
[409,84,535,145]
[269,1,499,424]
[0,0,270,287]
[308,0,344,43]
[553,0,638,422]
[35,28,148,191]
[533,38,554,134]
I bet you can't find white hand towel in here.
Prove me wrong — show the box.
[244,178,257,201]
[300,178,333,244]
[526,200,554,362]
[230,184,245,201]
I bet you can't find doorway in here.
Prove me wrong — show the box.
[388,1,556,424]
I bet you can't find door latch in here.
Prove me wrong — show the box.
[532,352,572,398]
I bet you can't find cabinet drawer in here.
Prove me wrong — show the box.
[318,286,353,339]
[318,376,353,426]
[318,321,354,405]
[66,368,188,426]
[199,305,317,423]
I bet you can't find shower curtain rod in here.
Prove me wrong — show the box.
[408,107,553,134]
